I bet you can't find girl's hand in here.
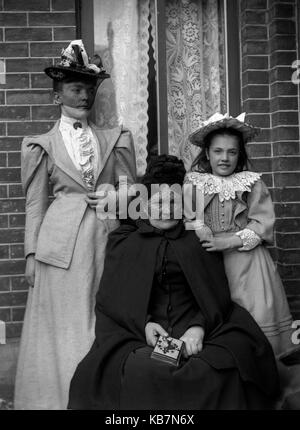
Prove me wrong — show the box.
[180,326,204,357]
[201,235,243,252]
[145,322,168,347]
[25,254,36,287]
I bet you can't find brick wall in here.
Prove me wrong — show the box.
[241,0,300,319]
[0,0,76,338]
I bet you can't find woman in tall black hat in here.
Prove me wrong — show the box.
[14,40,136,410]
[68,155,279,410]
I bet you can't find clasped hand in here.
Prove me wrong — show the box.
[145,322,204,357]
[201,235,243,252]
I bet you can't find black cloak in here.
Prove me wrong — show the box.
[68,221,279,409]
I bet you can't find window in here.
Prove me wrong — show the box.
[78,0,240,175]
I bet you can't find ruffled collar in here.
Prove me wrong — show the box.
[59,114,88,130]
[136,219,185,239]
[185,171,261,202]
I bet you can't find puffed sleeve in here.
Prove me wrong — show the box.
[21,139,49,257]
[244,179,275,244]
[113,128,137,187]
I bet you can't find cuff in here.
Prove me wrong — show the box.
[235,228,261,251]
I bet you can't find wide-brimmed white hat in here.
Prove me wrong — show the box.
[189,112,260,147]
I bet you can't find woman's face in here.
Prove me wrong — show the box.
[55,80,97,120]
[147,185,181,230]
[206,134,240,177]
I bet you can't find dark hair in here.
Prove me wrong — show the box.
[52,77,98,93]
[191,127,250,173]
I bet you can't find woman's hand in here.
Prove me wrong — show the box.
[180,326,204,357]
[85,192,103,210]
[201,235,242,252]
[145,322,168,347]
[25,254,36,287]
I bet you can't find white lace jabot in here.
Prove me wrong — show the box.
[185,171,261,202]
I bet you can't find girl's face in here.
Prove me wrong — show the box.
[206,134,240,177]
[55,80,97,120]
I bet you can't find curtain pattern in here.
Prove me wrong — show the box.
[166,0,226,169]
[93,0,150,175]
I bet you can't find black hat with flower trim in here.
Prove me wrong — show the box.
[189,112,260,147]
[141,154,186,191]
[44,39,110,82]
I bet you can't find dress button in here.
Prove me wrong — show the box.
[221,220,224,223]
[167,304,172,312]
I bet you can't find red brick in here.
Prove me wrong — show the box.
[270,82,298,97]
[0,276,10,291]
[53,26,76,41]
[7,121,55,136]
[0,168,20,183]
[241,10,267,24]
[52,0,75,11]
[242,25,268,40]
[31,73,53,89]
[284,280,300,295]
[270,35,297,51]
[0,106,30,121]
[242,84,269,99]
[0,199,24,213]
[0,42,28,58]
[0,260,25,276]
[248,143,271,158]
[6,322,22,338]
[10,244,24,259]
[0,308,10,322]
[4,0,50,10]
[0,123,6,136]
[0,153,6,167]
[7,152,21,167]
[275,203,300,218]
[0,29,3,42]
[270,20,296,37]
[11,276,28,291]
[242,70,269,85]
[270,3,295,19]
[6,90,53,105]
[277,264,300,280]
[241,0,267,10]
[11,306,25,321]
[0,74,29,90]
[5,27,52,42]
[0,229,24,245]
[272,155,300,171]
[270,96,298,111]
[270,66,295,82]
[242,41,269,55]
[271,126,299,141]
[244,99,269,113]
[31,105,59,120]
[0,137,22,151]
[28,12,75,27]
[6,58,52,73]
[273,187,300,203]
[0,245,9,259]
[246,113,270,128]
[0,185,7,198]
[242,55,269,70]
[0,291,27,306]
[30,42,68,57]
[9,214,25,228]
[273,141,299,156]
[0,215,8,228]
[276,218,300,233]
[272,111,299,126]
[249,157,272,172]
[270,51,297,68]
[0,12,27,26]
[274,173,300,187]
[8,184,23,198]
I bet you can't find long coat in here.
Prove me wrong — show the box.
[68,221,280,410]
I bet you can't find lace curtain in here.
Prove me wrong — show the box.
[93,0,226,174]
[166,0,227,170]
[93,0,150,175]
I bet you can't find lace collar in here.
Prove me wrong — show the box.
[185,171,261,202]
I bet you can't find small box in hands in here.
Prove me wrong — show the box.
[151,335,184,367]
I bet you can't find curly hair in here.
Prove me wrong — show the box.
[191,127,251,173]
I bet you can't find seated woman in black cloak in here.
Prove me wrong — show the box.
[68,155,280,410]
